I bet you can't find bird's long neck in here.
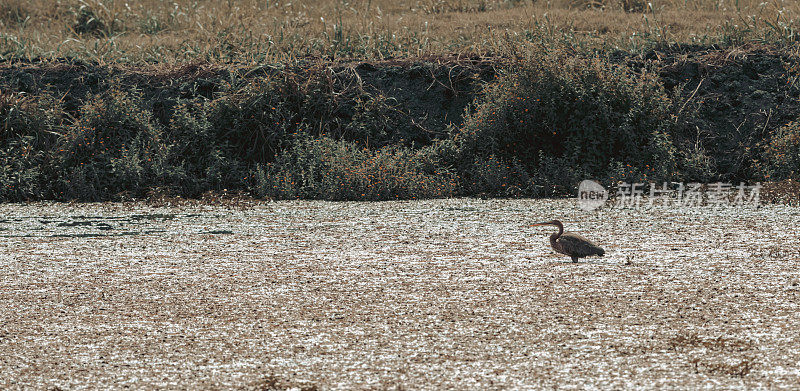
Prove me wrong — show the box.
[549,222,563,245]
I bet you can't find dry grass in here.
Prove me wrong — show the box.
[1,0,800,63]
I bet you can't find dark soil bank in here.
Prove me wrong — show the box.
[1,55,496,146]
[1,45,800,201]
[651,45,800,180]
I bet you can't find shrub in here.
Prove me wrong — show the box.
[765,121,800,179]
[0,135,50,201]
[0,92,60,201]
[165,101,247,195]
[208,78,300,164]
[54,89,174,200]
[342,93,424,148]
[679,143,718,183]
[255,136,456,200]
[460,154,531,196]
[532,152,588,196]
[449,50,678,195]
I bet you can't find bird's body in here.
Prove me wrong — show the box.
[531,220,604,263]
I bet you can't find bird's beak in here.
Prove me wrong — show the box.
[529,222,551,227]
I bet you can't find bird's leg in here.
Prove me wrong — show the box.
[571,256,578,263]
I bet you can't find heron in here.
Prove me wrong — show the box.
[530,220,604,263]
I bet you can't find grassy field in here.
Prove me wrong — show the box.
[2,0,800,63]
[1,199,799,388]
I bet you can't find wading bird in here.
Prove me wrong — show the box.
[530,220,604,263]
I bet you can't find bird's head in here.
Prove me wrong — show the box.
[530,219,563,228]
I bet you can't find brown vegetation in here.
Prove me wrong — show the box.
[1,0,800,63]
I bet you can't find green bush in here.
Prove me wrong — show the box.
[460,154,532,196]
[0,92,60,201]
[54,89,175,200]
[678,143,718,183]
[255,136,456,200]
[342,93,417,148]
[8,51,797,203]
[532,152,587,196]
[765,121,800,180]
[165,101,248,195]
[207,69,431,165]
[0,135,50,200]
[448,51,678,195]
[208,78,300,164]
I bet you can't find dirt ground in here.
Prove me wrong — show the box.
[1,198,799,389]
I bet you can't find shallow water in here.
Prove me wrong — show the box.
[1,199,798,389]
